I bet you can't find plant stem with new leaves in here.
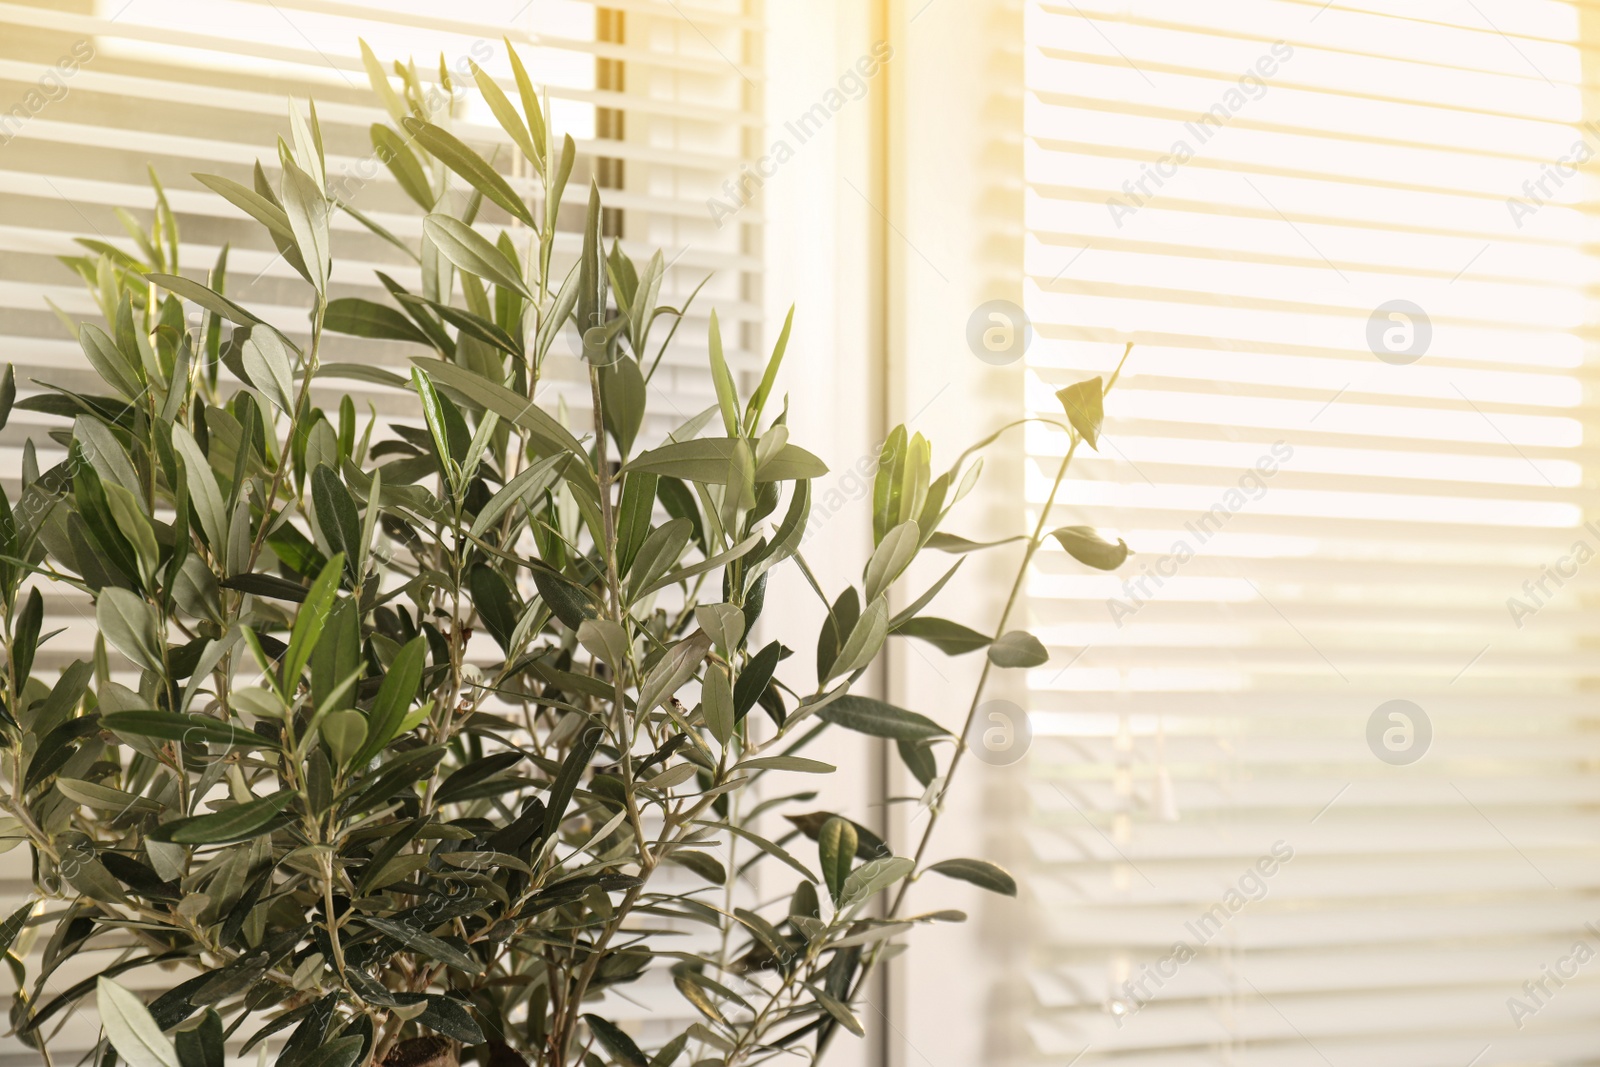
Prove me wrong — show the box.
[814,343,1134,1061]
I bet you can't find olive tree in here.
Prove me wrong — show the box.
[0,40,1130,1067]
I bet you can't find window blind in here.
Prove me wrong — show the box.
[1021,1,1600,1064]
[0,0,763,1061]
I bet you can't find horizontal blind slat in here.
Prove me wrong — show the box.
[1020,1,1600,1061]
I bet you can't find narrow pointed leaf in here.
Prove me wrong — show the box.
[987,630,1049,668]
[422,214,531,299]
[926,858,1018,897]
[97,978,179,1067]
[819,817,856,904]
[401,118,535,226]
[153,790,294,844]
[1050,525,1129,570]
[365,916,483,974]
[818,695,949,741]
[1055,376,1104,449]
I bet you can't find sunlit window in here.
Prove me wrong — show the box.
[1021,0,1600,1058]
[93,0,599,138]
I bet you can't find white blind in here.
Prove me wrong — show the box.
[0,1,763,1061]
[1021,2,1600,1064]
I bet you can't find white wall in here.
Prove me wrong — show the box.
[758,4,888,1066]
[762,2,1026,1064]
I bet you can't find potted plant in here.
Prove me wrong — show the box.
[0,41,1129,1067]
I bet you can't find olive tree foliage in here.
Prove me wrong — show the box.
[0,40,1130,1067]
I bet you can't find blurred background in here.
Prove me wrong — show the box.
[3,0,1599,1064]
